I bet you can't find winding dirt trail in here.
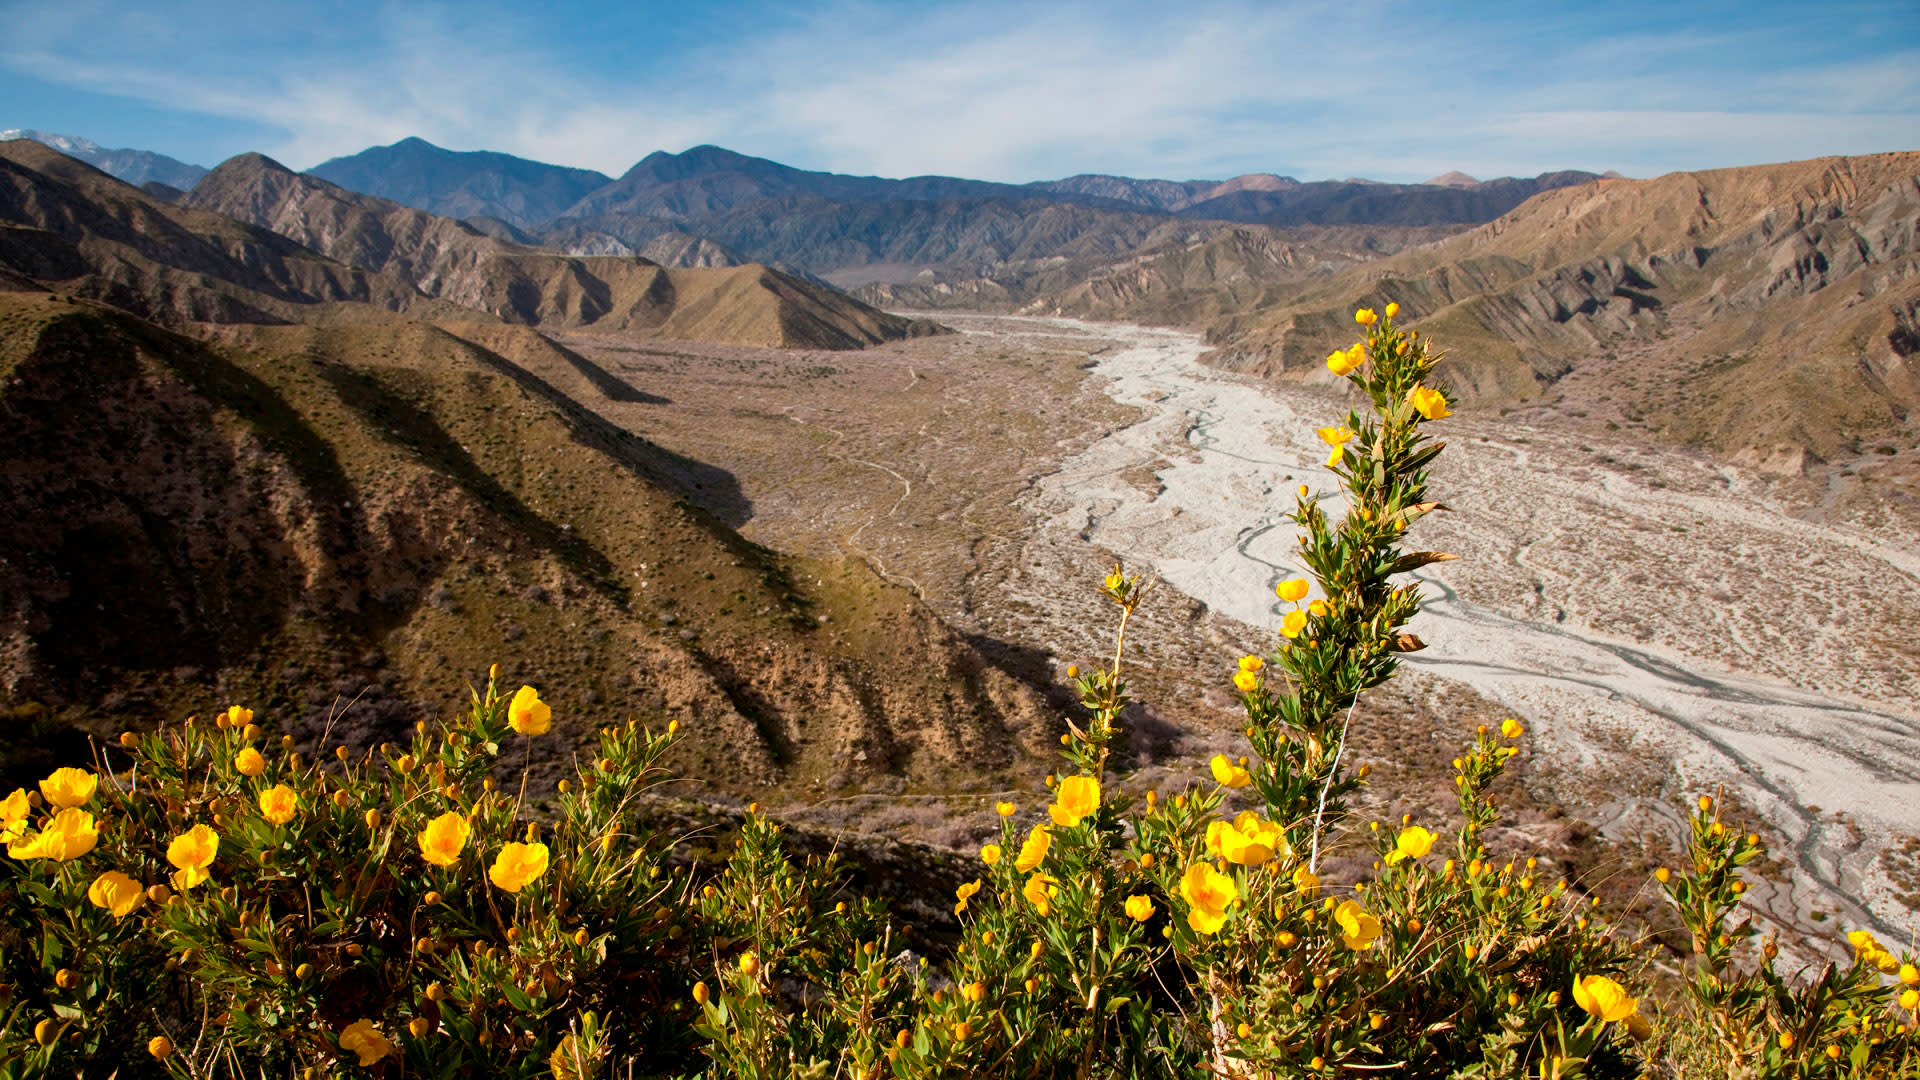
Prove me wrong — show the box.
[976,314,1920,945]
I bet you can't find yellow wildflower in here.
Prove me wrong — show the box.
[223,706,253,729]
[1049,775,1100,827]
[1501,717,1523,739]
[257,784,298,825]
[0,788,28,842]
[1104,568,1125,592]
[166,824,219,889]
[147,1035,173,1059]
[1292,865,1320,899]
[9,807,99,862]
[416,813,470,868]
[1355,308,1377,326]
[1281,610,1309,639]
[1326,347,1362,377]
[1231,669,1259,693]
[980,843,1002,866]
[87,870,144,918]
[995,800,1016,817]
[1210,754,1251,788]
[1335,899,1382,950]
[1900,989,1919,1011]
[1014,825,1052,872]
[1238,654,1263,672]
[40,767,96,809]
[1179,863,1238,934]
[1384,825,1437,866]
[1276,579,1309,603]
[1409,385,1452,421]
[233,747,265,778]
[1023,872,1058,915]
[508,685,552,735]
[1900,963,1918,986]
[954,878,982,915]
[338,1019,395,1066]
[1385,302,1400,319]
[1572,974,1638,1023]
[1208,812,1287,866]
[1317,425,1355,447]
[489,841,550,892]
[1125,894,1156,922]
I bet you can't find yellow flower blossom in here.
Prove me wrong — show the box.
[1900,989,1919,1012]
[1179,863,1238,934]
[1317,425,1355,447]
[40,767,96,809]
[1125,894,1156,922]
[981,843,1002,866]
[1238,655,1263,673]
[1014,826,1052,872]
[223,706,253,729]
[1385,302,1400,319]
[1501,717,1523,739]
[1355,308,1377,326]
[954,878,982,915]
[1335,900,1382,950]
[0,788,27,843]
[995,801,1016,818]
[1900,963,1918,987]
[1231,669,1259,693]
[508,685,552,735]
[1572,974,1638,1023]
[339,1019,395,1066]
[166,824,219,889]
[233,747,265,778]
[88,870,144,918]
[9,807,99,862]
[1208,812,1288,866]
[1049,776,1100,828]
[420,811,470,867]
[258,784,298,825]
[1326,346,1363,377]
[489,841,550,892]
[1275,578,1309,603]
[1384,825,1438,866]
[1292,865,1321,899]
[1209,755,1251,788]
[1023,872,1058,915]
[1281,610,1309,639]
[1409,384,1451,421]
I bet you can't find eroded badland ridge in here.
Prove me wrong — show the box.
[1,130,1917,945]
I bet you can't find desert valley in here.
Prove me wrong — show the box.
[2,119,1918,1074]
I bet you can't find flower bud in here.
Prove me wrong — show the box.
[147,1035,173,1059]
[693,981,710,1005]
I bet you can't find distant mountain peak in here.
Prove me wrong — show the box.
[0,128,207,190]
[1423,170,1481,187]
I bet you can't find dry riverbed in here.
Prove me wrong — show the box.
[559,314,1920,952]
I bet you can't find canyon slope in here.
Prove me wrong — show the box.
[1199,153,1920,480]
[0,156,1043,792]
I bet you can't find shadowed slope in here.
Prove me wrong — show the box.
[0,293,1048,791]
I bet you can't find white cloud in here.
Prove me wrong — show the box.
[0,0,1913,182]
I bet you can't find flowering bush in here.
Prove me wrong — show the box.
[3,308,1915,1078]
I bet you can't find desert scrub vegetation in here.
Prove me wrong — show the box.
[3,308,1917,1078]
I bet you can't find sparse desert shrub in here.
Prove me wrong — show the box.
[3,309,1915,1078]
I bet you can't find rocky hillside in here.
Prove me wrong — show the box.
[0,138,444,327]
[0,292,1050,791]
[1206,153,1920,470]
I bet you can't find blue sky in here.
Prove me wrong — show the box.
[2,0,1915,183]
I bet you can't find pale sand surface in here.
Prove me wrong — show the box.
[972,314,1920,947]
